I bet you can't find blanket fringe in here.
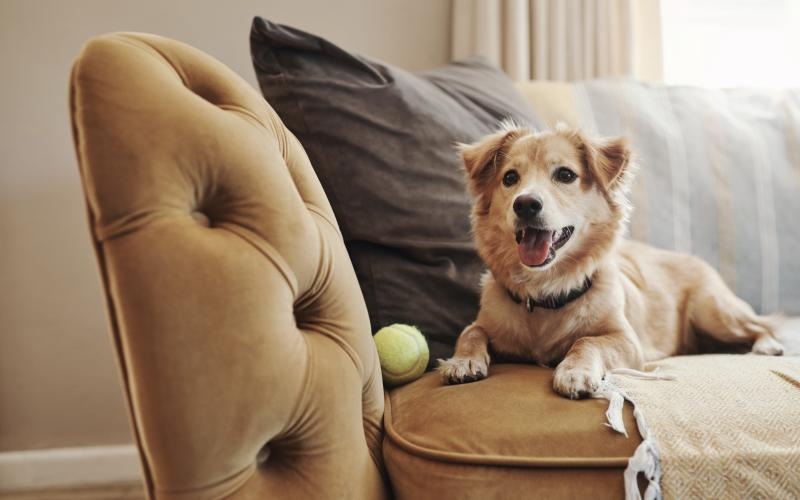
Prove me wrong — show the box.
[594,368,675,500]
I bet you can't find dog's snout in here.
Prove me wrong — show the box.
[513,195,543,219]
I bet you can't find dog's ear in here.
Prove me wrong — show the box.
[458,128,524,193]
[591,137,631,191]
[567,129,632,192]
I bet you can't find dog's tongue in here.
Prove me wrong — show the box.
[518,229,553,266]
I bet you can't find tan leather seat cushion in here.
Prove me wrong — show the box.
[384,365,641,499]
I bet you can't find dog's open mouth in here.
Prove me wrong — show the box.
[514,226,574,267]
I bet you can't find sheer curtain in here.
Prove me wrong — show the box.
[451,0,663,81]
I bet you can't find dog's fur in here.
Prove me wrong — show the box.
[438,123,785,398]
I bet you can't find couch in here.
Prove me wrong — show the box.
[70,33,799,499]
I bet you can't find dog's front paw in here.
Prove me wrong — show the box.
[553,363,603,399]
[437,356,488,385]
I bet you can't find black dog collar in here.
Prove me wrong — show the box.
[507,276,593,312]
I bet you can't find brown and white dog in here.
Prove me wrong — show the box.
[438,123,785,399]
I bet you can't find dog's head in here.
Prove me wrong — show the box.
[459,123,634,291]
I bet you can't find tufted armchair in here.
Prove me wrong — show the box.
[70,33,386,499]
[70,33,640,499]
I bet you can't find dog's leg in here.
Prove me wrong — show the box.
[688,264,784,356]
[437,323,490,385]
[553,328,643,399]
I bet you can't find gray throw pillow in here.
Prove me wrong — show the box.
[250,17,540,364]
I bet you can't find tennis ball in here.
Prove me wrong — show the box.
[374,324,429,387]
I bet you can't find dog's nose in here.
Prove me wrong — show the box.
[513,195,543,219]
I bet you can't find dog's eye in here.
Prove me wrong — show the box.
[554,167,577,184]
[502,169,520,187]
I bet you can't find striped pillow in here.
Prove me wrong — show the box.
[516,80,800,315]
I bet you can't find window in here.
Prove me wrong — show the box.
[661,0,800,88]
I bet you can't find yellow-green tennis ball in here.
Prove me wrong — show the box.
[374,324,429,387]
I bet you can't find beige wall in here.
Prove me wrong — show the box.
[0,0,450,452]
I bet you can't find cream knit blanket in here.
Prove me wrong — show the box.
[602,355,800,500]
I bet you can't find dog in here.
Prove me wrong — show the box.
[438,123,786,399]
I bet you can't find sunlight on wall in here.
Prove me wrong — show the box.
[661,0,800,88]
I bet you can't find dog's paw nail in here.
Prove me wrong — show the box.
[438,357,489,385]
[553,365,602,399]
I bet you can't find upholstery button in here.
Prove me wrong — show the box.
[191,211,211,227]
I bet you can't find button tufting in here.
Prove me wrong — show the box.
[191,211,210,227]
